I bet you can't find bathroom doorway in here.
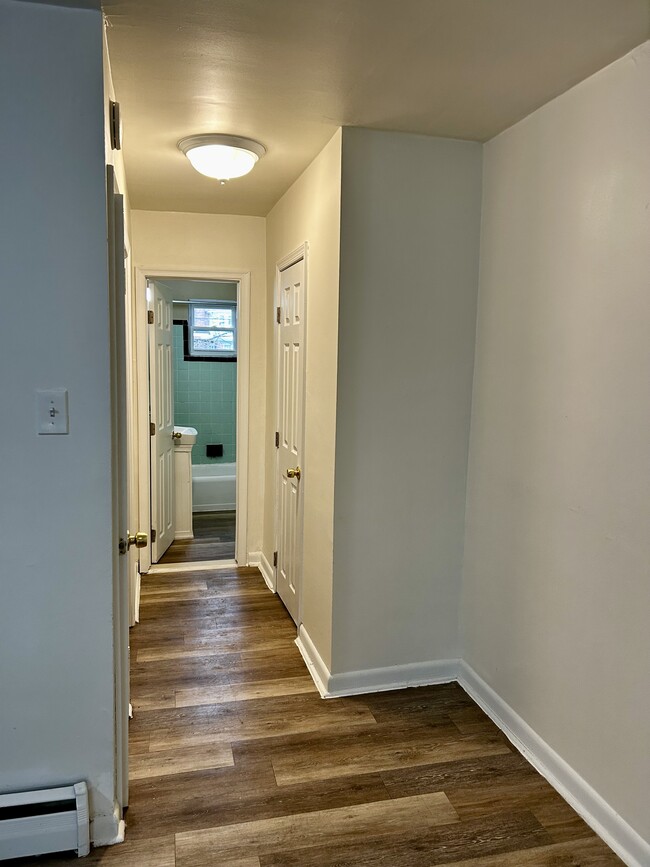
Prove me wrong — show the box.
[134,268,251,586]
[157,277,238,564]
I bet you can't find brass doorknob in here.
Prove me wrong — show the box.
[286,466,302,481]
[119,531,148,555]
[128,531,148,549]
[172,431,182,439]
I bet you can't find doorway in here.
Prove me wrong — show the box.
[133,267,251,590]
[149,277,239,566]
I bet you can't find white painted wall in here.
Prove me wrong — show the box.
[0,0,117,841]
[332,128,482,674]
[265,130,342,668]
[130,211,267,555]
[462,42,650,845]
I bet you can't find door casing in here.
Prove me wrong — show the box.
[133,267,251,571]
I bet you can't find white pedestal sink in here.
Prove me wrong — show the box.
[173,426,197,539]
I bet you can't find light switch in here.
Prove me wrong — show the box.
[36,389,69,435]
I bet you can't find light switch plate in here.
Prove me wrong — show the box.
[36,389,69,434]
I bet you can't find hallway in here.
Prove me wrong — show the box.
[38,566,621,865]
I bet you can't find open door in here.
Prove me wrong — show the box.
[107,165,130,812]
[275,255,306,623]
[148,280,175,562]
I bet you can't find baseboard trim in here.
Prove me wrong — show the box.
[193,503,236,513]
[90,803,124,847]
[296,626,459,699]
[458,662,649,867]
[295,626,330,697]
[249,551,276,593]
[173,531,194,541]
[327,657,460,698]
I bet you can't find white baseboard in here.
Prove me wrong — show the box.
[193,503,236,512]
[296,625,459,699]
[173,531,194,541]
[295,626,331,697]
[90,803,124,847]
[327,658,460,698]
[250,550,276,593]
[458,661,650,867]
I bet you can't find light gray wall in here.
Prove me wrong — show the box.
[0,0,116,839]
[332,128,482,673]
[461,43,650,843]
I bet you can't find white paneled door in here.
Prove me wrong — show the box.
[276,257,305,623]
[149,281,175,562]
[107,166,130,811]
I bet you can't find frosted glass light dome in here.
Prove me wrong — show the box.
[178,134,266,181]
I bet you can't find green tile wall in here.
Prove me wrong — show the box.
[173,324,236,465]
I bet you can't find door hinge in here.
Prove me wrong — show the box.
[150,422,156,436]
[273,551,278,568]
[276,306,281,324]
[275,431,279,448]
[109,100,122,150]
[147,310,154,324]
[151,529,157,543]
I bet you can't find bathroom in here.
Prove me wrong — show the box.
[156,277,237,562]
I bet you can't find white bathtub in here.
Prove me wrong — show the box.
[192,463,236,512]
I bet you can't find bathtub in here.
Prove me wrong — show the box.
[192,463,236,512]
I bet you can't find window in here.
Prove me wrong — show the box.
[188,301,237,359]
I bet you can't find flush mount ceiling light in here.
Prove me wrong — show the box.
[178,134,266,182]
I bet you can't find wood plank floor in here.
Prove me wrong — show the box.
[159,511,236,563]
[33,566,622,866]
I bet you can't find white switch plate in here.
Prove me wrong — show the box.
[36,389,69,434]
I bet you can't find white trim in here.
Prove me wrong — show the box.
[458,662,650,867]
[328,659,460,699]
[174,531,194,541]
[146,559,237,575]
[295,625,330,698]
[249,550,276,593]
[133,266,251,571]
[296,625,460,699]
[193,502,236,513]
[234,272,250,566]
[276,242,309,273]
[133,569,141,624]
[90,803,124,847]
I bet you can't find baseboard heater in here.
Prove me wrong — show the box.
[0,782,90,860]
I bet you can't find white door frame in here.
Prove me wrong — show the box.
[273,242,308,625]
[133,266,251,569]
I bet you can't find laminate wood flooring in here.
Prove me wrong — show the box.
[30,565,622,866]
[159,511,236,563]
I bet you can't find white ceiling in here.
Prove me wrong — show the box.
[103,0,650,217]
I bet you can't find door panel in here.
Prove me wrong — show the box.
[107,166,129,810]
[149,281,175,562]
[276,258,305,623]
